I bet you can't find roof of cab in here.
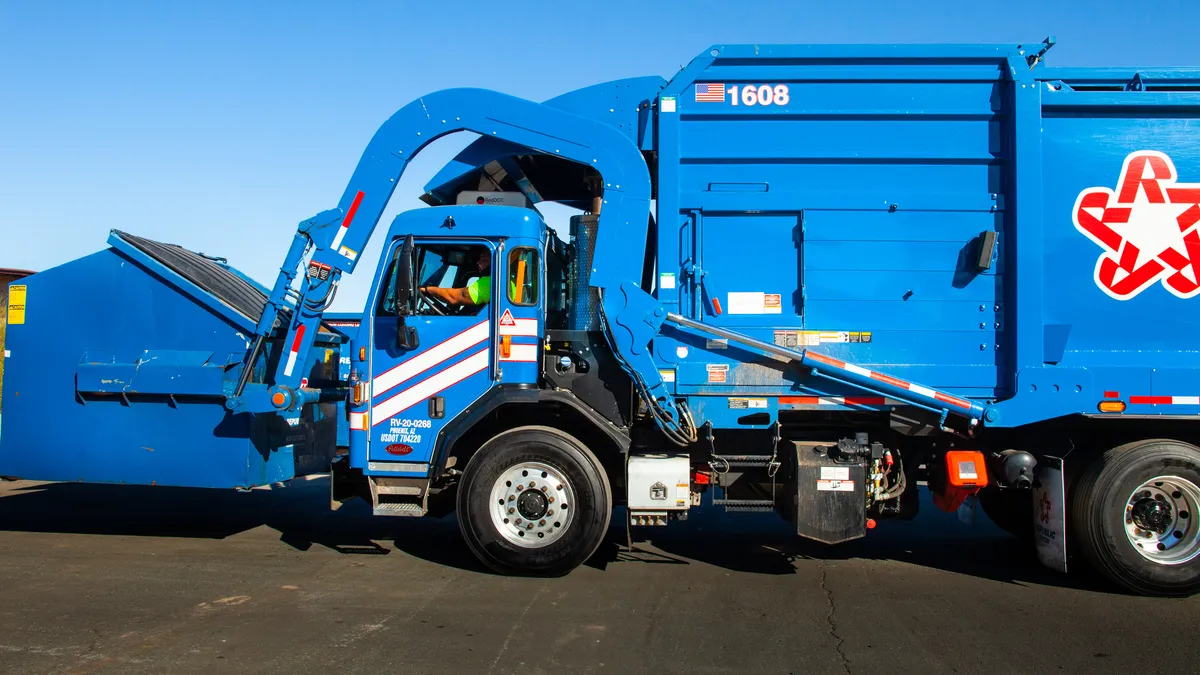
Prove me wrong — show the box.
[388,204,548,241]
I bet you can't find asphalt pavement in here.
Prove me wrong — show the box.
[1,477,1197,675]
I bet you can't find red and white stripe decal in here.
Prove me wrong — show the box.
[780,396,901,407]
[372,321,488,397]
[805,352,972,410]
[330,190,365,252]
[1130,395,1200,405]
[349,411,368,430]
[372,350,489,425]
[284,324,307,376]
[499,318,539,337]
[500,344,539,363]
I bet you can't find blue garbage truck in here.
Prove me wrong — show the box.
[6,40,1200,596]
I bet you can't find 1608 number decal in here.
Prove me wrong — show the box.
[731,84,790,106]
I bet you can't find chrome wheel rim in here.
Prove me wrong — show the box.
[1124,475,1200,565]
[489,462,576,548]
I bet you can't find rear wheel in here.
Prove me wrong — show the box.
[1070,439,1200,596]
[457,426,612,576]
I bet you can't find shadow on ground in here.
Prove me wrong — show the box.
[0,477,1105,592]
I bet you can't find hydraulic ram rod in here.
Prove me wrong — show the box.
[663,312,987,425]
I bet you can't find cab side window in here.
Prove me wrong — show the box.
[507,248,538,306]
[376,242,490,317]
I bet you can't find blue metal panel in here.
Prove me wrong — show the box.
[0,245,337,487]
[655,44,1017,423]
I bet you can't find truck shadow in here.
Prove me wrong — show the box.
[0,479,1110,593]
[610,494,1113,594]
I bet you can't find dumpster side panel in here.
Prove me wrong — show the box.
[0,246,334,488]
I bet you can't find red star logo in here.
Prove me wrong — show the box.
[1073,151,1200,300]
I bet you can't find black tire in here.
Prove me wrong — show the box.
[457,426,612,576]
[1070,439,1200,596]
[978,487,1034,540]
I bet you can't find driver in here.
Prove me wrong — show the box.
[419,250,491,310]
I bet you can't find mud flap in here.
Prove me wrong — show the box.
[1033,456,1067,573]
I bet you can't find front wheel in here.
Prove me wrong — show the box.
[457,426,612,576]
[1070,439,1200,596]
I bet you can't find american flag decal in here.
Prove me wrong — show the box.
[695,83,725,102]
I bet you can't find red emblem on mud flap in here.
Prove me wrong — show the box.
[1073,151,1200,299]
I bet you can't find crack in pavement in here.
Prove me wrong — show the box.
[820,561,852,675]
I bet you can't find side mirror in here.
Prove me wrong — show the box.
[394,235,420,349]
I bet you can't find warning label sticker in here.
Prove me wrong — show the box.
[499,309,516,326]
[773,329,872,348]
[6,285,26,325]
[728,398,767,409]
[764,294,781,314]
[706,338,728,350]
[727,292,784,315]
[820,466,850,481]
[659,272,676,290]
[659,369,676,383]
[817,479,855,492]
[706,363,729,383]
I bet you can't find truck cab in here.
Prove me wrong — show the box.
[350,204,564,476]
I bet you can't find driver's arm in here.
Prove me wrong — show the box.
[420,285,478,308]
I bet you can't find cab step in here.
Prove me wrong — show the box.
[369,476,429,517]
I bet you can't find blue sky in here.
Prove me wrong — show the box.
[2,0,1198,310]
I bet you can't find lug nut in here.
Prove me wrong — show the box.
[539,520,546,527]
[557,484,563,491]
[508,495,515,502]
[541,486,548,492]
[547,509,554,516]
[517,484,524,491]
[547,496,555,503]
[529,481,535,488]
[515,518,523,525]
[508,507,515,514]
[527,523,534,530]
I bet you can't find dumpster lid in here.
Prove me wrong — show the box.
[110,231,341,339]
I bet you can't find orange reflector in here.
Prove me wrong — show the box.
[271,392,286,407]
[500,335,511,358]
[866,518,877,530]
[1098,400,1126,413]
[934,450,988,513]
[945,450,987,487]
[352,382,366,405]
[359,346,367,362]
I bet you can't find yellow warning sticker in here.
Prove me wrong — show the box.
[788,330,873,346]
[7,285,26,325]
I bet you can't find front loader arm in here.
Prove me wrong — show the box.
[227,88,682,430]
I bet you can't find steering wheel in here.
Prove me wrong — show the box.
[415,286,449,316]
